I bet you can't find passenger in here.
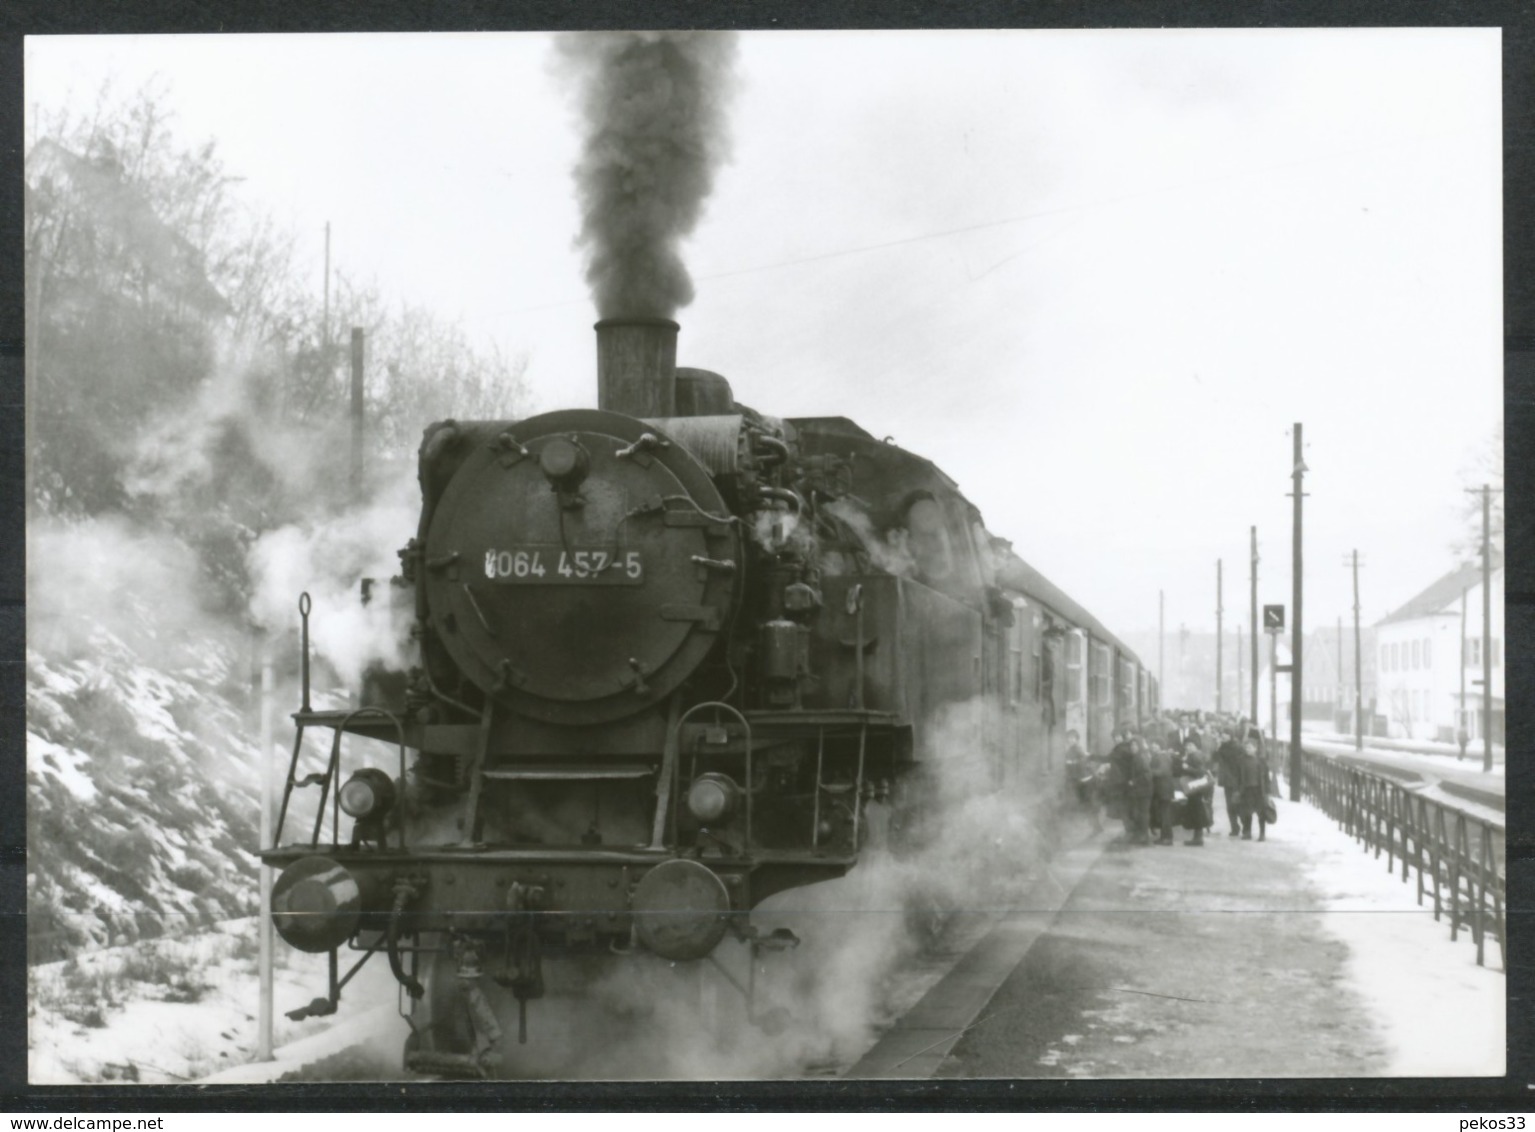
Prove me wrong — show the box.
[1100,728,1128,830]
[1213,728,1246,837]
[1236,738,1270,841]
[1114,733,1153,846]
[1175,743,1215,846]
[1063,729,1101,832]
[1247,727,1273,791]
[1149,740,1175,845]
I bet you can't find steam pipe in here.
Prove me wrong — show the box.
[751,434,789,466]
[758,486,804,514]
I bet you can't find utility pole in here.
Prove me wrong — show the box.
[1237,622,1244,721]
[1352,550,1363,752]
[1250,526,1259,726]
[1215,559,1224,713]
[350,328,365,501]
[1463,484,1501,771]
[1289,423,1306,802]
[1336,615,1343,732]
[322,221,332,357]
[1270,631,1278,747]
[1477,484,1494,772]
[1159,589,1165,696]
[257,645,275,1062]
[1459,585,1468,761]
[1179,623,1188,707]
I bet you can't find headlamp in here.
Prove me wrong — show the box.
[339,768,396,820]
[686,772,738,824]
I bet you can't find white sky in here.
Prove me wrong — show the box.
[25,28,1503,645]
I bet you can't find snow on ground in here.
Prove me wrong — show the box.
[28,918,404,1083]
[1302,725,1504,774]
[1289,795,1505,1076]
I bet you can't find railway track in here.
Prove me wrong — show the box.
[1301,740,1504,816]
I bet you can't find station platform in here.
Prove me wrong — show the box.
[922,794,1505,1079]
[853,780,1510,1081]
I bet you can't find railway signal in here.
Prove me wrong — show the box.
[1265,604,1284,747]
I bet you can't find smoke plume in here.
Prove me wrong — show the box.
[555,31,739,318]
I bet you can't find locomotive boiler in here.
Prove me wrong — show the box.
[260,316,1155,1077]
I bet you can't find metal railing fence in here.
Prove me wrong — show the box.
[1298,748,1505,971]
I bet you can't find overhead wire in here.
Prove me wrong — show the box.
[512,126,1477,315]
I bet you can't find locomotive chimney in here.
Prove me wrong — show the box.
[595,317,679,419]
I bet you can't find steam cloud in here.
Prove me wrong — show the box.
[246,468,419,690]
[555,31,739,318]
[439,697,1052,1081]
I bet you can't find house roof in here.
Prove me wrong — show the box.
[1377,557,1501,627]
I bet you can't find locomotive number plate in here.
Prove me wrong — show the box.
[484,546,643,585]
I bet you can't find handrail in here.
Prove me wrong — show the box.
[1298,747,1504,971]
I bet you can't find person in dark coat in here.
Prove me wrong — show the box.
[1174,744,1215,846]
[1236,738,1270,841]
[1063,729,1101,832]
[1149,741,1176,845]
[1113,734,1153,846]
[1213,728,1246,837]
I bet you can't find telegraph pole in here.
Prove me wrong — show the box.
[1463,484,1501,772]
[1270,630,1278,746]
[350,328,365,501]
[1237,622,1244,721]
[1180,624,1188,707]
[322,221,332,356]
[257,646,275,1061]
[1336,615,1343,731]
[1289,424,1305,801]
[1215,559,1224,713]
[1250,526,1259,726]
[1478,484,1493,772]
[1459,585,1468,761]
[1351,550,1363,752]
[1159,589,1165,695]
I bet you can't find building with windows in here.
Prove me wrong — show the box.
[1297,623,1378,730]
[1375,558,1504,744]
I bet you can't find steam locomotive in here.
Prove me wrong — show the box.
[260,317,1156,1076]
